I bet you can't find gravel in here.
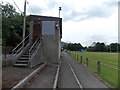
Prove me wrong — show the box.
[2,64,42,89]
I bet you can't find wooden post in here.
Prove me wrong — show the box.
[86,58,88,66]
[80,56,82,64]
[75,53,76,59]
[77,55,78,61]
[97,61,101,75]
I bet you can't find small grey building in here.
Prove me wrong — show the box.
[12,15,62,67]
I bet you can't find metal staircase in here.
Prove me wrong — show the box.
[12,35,41,67]
[13,50,29,67]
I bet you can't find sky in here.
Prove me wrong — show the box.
[2,0,119,46]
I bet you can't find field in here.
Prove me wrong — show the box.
[68,51,119,88]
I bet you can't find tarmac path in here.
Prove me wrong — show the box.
[24,65,57,88]
[59,52,109,88]
[58,52,80,88]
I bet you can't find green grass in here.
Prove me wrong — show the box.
[68,51,119,88]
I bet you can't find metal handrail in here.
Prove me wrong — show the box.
[12,35,29,52]
[29,36,41,58]
[12,35,29,55]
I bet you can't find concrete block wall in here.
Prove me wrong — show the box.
[2,59,12,67]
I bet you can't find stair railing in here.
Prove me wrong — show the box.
[12,35,29,56]
[29,36,41,58]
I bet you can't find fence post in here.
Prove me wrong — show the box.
[80,56,82,64]
[97,61,101,75]
[76,53,77,60]
[86,58,88,66]
[75,53,76,59]
[77,55,78,61]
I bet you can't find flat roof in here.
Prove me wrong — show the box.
[29,15,62,21]
[29,15,62,38]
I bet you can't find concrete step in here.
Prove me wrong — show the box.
[22,54,29,56]
[21,55,29,57]
[16,60,28,64]
[13,64,27,67]
[19,57,29,60]
[23,53,29,56]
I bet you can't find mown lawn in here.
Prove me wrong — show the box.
[68,51,119,88]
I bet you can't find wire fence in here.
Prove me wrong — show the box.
[68,51,120,75]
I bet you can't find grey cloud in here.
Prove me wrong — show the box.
[62,2,116,22]
[62,4,80,21]
[27,1,116,21]
[63,11,76,21]
[89,35,106,41]
[79,5,113,19]
[47,1,57,8]
[86,35,108,45]
[27,1,58,14]
[103,1,118,7]
[81,35,117,46]
[27,5,45,14]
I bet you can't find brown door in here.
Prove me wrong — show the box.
[33,21,41,42]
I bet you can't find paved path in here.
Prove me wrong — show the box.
[24,65,57,88]
[59,52,109,88]
[58,52,80,88]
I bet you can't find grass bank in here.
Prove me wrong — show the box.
[68,51,119,88]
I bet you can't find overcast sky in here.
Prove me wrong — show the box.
[2,0,119,46]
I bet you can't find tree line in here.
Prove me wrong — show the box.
[63,42,120,52]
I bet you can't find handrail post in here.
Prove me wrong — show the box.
[12,50,14,65]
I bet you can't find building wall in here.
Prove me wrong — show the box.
[29,15,62,66]
[41,21,61,64]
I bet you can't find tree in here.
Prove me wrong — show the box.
[1,3,19,17]
[94,42,107,52]
[63,43,83,51]
[1,3,29,47]
[110,43,118,52]
[1,3,23,47]
[86,42,107,52]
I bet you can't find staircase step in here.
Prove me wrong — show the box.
[21,55,29,57]
[23,53,29,55]
[13,64,27,67]
[19,57,29,60]
[16,60,28,63]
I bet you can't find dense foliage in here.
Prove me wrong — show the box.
[63,42,120,52]
[1,3,29,47]
[63,43,84,51]
[86,42,120,52]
